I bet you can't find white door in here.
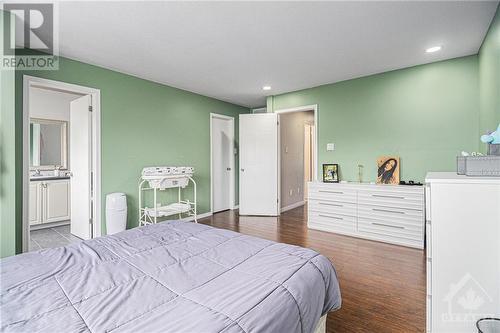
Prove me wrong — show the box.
[303,123,315,199]
[239,113,279,216]
[212,116,233,212]
[70,95,92,240]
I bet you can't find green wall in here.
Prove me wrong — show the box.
[479,6,500,150]
[9,55,248,254]
[268,56,480,182]
[0,11,17,257]
[2,8,498,257]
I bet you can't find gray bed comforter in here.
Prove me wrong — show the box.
[1,221,341,333]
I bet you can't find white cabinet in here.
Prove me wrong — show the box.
[29,179,71,226]
[425,172,500,332]
[308,182,425,248]
[44,180,71,222]
[29,183,41,225]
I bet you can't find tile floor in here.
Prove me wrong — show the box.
[29,224,82,251]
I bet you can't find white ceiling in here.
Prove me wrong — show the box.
[53,1,498,107]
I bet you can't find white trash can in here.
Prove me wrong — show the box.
[106,193,127,235]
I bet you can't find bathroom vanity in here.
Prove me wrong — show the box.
[29,177,71,227]
[29,117,71,228]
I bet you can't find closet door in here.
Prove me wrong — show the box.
[212,115,233,213]
[239,113,279,216]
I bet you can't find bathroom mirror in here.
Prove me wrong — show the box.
[30,118,68,169]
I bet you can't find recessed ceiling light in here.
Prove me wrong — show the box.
[262,85,272,91]
[426,46,442,53]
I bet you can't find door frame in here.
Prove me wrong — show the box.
[275,104,318,212]
[210,113,235,213]
[22,75,102,253]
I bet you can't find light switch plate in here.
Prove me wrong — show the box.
[327,143,335,151]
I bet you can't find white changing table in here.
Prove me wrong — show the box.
[138,171,197,226]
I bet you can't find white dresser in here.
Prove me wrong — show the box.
[308,182,425,248]
[425,172,500,332]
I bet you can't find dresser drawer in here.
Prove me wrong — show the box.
[358,189,424,211]
[308,210,357,233]
[358,204,424,228]
[308,185,357,203]
[357,226,423,248]
[358,217,423,241]
[308,199,357,217]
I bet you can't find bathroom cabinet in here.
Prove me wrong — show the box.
[29,179,71,226]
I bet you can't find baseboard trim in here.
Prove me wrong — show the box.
[30,220,70,231]
[232,205,239,210]
[174,211,213,223]
[281,201,305,213]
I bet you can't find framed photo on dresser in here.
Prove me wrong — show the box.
[322,164,339,183]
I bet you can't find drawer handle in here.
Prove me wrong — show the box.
[319,190,344,194]
[372,208,405,215]
[372,222,405,230]
[319,214,343,220]
[319,202,343,207]
[372,194,405,199]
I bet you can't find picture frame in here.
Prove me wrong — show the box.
[376,156,400,185]
[322,164,339,183]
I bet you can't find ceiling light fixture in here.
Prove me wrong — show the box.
[262,85,272,91]
[426,46,442,53]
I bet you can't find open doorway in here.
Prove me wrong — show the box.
[23,76,101,252]
[210,113,235,213]
[277,106,316,213]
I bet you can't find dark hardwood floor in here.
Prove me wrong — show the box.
[199,205,426,333]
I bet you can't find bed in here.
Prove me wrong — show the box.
[1,220,341,333]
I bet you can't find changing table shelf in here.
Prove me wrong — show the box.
[142,202,192,218]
